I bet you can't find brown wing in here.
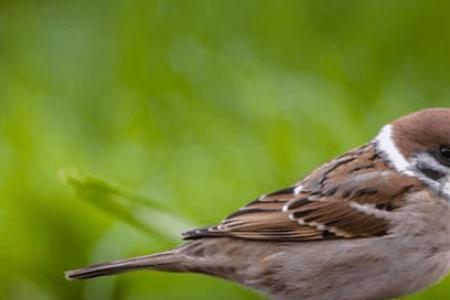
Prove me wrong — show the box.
[183,144,423,241]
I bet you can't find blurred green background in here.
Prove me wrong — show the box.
[1,0,450,299]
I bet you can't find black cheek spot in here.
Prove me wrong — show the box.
[419,167,445,181]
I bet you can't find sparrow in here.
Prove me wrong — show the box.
[66,108,450,300]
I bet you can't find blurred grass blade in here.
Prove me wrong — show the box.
[60,169,195,243]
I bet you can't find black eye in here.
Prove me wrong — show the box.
[439,145,450,162]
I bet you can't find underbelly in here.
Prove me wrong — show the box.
[250,239,450,300]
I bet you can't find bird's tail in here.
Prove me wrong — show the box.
[65,250,184,280]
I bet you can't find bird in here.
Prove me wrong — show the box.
[66,108,450,300]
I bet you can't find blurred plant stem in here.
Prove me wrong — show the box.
[60,168,195,244]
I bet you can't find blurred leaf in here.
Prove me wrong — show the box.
[61,168,195,244]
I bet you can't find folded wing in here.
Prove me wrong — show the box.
[183,144,422,241]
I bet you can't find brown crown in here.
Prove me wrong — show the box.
[392,108,450,158]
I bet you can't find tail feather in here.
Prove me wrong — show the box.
[65,251,181,280]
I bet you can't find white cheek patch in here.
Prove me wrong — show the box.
[412,153,448,180]
[375,127,450,200]
[374,125,414,176]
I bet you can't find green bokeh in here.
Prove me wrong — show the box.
[1,0,450,299]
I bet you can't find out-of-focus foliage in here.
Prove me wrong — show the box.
[1,0,450,299]
[62,170,193,243]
